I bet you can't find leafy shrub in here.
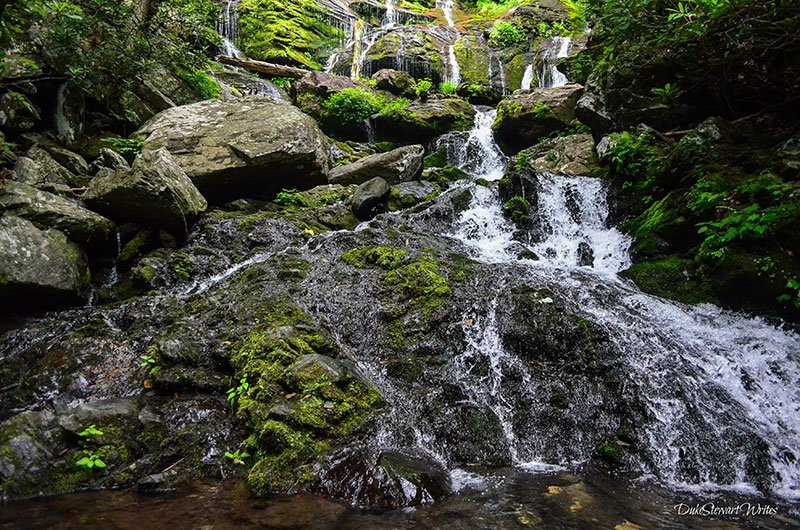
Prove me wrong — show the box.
[322,88,384,126]
[439,81,458,95]
[488,21,524,48]
[274,188,304,207]
[415,78,433,100]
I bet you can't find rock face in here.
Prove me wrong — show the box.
[0,180,115,246]
[329,145,424,186]
[0,216,89,309]
[14,146,79,193]
[137,98,331,202]
[84,148,207,235]
[493,84,584,152]
[516,134,602,177]
[371,69,416,98]
[373,98,475,142]
[351,177,390,220]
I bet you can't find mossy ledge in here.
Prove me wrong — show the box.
[228,301,382,494]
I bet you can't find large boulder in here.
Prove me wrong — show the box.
[13,146,79,193]
[493,84,584,152]
[0,180,115,246]
[516,133,602,177]
[329,145,424,186]
[373,98,475,142]
[371,69,416,98]
[0,216,90,309]
[84,148,207,235]
[137,98,331,202]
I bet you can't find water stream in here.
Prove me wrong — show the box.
[539,36,571,89]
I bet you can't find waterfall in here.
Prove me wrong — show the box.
[217,0,243,58]
[54,83,73,141]
[445,44,461,85]
[436,0,456,27]
[382,0,398,28]
[539,36,571,88]
[350,20,367,79]
[520,64,534,90]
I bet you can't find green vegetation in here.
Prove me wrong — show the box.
[488,21,524,47]
[503,196,532,228]
[414,78,433,100]
[321,88,384,127]
[74,425,107,470]
[228,302,381,493]
[439,81,458,95]
[274,189,304,208]
[239,0,340,69]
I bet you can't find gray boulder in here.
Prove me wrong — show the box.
[516,133,602,177]
[14,146,79,192]
[0,180,115,246]
[0,216,90,308]
[371,69,416,98]
[137,98,330,202]
[330,145,424,186]
[92,148,130,173]
[84,148,207,235]
[41,144,90,176]
[352,177,390,220]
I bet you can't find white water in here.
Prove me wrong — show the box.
[217,0,243,58]
[445,44,461,85]
[539,36,571,88]
[383,0,398,28]
[436,0,456,27]
[438,104,800,500]
[520,64,534,90]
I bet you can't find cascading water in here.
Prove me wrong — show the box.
[538,36,571,88]
[520,64,534,90]
[436,0,456,27]
[54,83,73,141]
[217,0,243,58]
[445,44,461,85]
[382,0,398,28]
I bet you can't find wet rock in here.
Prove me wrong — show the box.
[84,147,207,235]
[0,180,115,246]
[777,136,800,171]
[0,91,40,133]
[58,398,139,434]
[137,98,330,202]
[516,133,602,177]
[373,98,476,142]
[320,449,452,508]
[494,84,584,151]
[53,82,85,143]
[289,353,352,384]
[371,69,416,98]
[577,242,594,267]
[362,26,452,83]
[351,177,390,221]
[330,145,424,186]
[137,471,178,494]
[388,181,438,212]
[0,216,90,309]
[456,84,502,105]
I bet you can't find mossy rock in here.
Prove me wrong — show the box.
[620,256,716,305]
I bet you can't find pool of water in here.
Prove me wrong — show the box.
[2,470,798,529]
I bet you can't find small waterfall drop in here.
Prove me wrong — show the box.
[382,0,398,28]
[520,64,534,90]
[436,0,456,27]
[539,36,571,88]
[54,83,73,141]
[445,43,461,85]
[217,0,243,58]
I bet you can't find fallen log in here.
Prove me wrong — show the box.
[216,56,311,79]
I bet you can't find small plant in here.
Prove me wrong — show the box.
[274,188,303,207]
[415,78,433,100]
[650,82,683,103]
[224,449,251,465]
[227,374,250,406]
[74,424,107,470]
[140,345,161,377]
[101,137,142,157]
[322,87,383,127]
[532,100,551,119]
[439,81,457,95]
[270,77,293,90]
[778,279,800,308]
[514,151,531,171]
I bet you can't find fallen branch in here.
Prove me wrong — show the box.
[216,56,311,79]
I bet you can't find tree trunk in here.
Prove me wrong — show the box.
[216,56,311,79]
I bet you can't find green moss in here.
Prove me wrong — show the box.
[620,256,715,305]
[425,166,468,188]
[594,436,624,465]
[385,257,451,316]
[454,36,490,85]
[503,196,532,228]
[340,246,408,269]
[424,146,448,169]
[228,302,380,494]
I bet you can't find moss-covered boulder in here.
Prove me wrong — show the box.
[493,84,584,152]
[374,97,475,142]
[372,69,417,98]
[84,148,207,236]
[0,216,90,310]
[363,26,451,83]
[0,180,115,247]
[137,98,331,203]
